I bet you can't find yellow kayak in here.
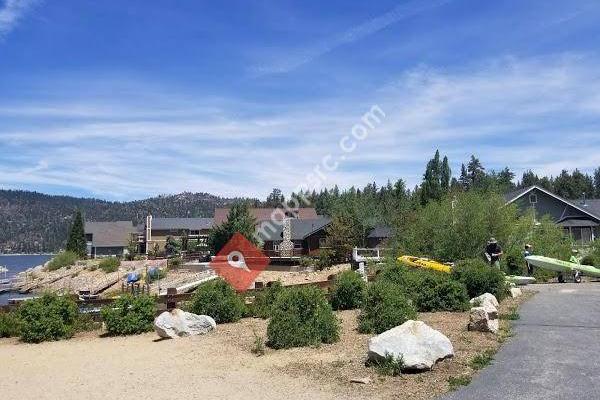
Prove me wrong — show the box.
[398,255,452,274]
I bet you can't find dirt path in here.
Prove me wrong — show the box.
[1,330,349,400]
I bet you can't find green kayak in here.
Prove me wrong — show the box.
[525,255,600,279]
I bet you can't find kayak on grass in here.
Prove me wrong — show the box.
[525,255,600,281]
[398,255,452,274]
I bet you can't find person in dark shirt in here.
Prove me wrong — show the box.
[523,244,533,276]
[485,238,503,269]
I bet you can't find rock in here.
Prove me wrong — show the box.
[470,293,499,308]
[154,309,216,339]
[510,287,522,298]
[468,307,499,334]
[367,320,454,371]
[350,377,372,385]
[470,293,499,319]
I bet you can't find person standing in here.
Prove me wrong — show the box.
[524,244,534,276]
[485,238,503,269]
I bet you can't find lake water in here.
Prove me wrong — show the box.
[0,254,53,305]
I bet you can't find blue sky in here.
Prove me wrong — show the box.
[1,0,600,200]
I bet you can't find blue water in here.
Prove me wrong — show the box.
[0,254,53,305]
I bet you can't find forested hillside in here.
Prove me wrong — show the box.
[0,190,239,253]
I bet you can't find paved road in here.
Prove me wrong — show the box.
[442,282,600,400]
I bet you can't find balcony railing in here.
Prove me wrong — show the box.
[263,249,306,258]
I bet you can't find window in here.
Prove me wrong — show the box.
[273,241,282,251]
[319,237,327,248]
[529,193,538,205]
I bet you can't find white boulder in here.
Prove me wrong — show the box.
[470,293,499,319]
[154,309,216,339]
[468,307,499,334]
[367,320,454,371]
[509,287,522,298]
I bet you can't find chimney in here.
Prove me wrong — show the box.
[280,218,294,257]
[145,215,153,254]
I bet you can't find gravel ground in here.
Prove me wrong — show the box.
[0,291,530,400]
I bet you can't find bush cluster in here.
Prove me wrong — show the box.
[252,281,284,319]
[267,285,339,349]
[47,251,78,271]
[0,311,22,338]
[18,293,79,343]
[329,270,366,310]
[101,294,156,335]
[189,279,246,323]
[451,259,507,301]
[98,257,120,273]
[358,281,417,334]
[375,264,469,312]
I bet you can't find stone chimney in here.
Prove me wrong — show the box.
[280,218,294,257]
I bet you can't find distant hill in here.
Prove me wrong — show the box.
[0,190,245,253]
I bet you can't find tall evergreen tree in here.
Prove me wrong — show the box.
[265,188,285,207]
[594,167,600,197]
[467,155,486,187]
[208,202,258,253]
[66,209,86,257]
[496,167,515,192]
[440,155,451,192]
[459,164,470,190]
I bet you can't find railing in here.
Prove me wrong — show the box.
[262,249,306,258]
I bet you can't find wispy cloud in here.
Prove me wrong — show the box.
[1,54,600,200]
[0,0,38,39]
[253,0,452,75]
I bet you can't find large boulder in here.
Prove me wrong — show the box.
[468,307,499,334]
[367,320,454,371]
[509,287,522,298]
[154,309,216,339]
[470,293,499,319]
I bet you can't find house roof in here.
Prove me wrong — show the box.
[213,207,318,225]
[557,219,599,227]
[257,217,331,241]
[150,217,213,231]
[85,221,136,248]
[505,185,600,221]
[368,225,393,239]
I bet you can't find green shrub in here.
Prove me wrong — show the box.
[376,264,469,312]
[412,273,470,312]
[316,249,335,270]
[47,251,78,271]
[330,271,366,310]
[101,294,156,335]
[0,311,22,338]
[581,255,596,266]
[189,279,246,323]
[451,259,507,301]
[98,257,120,273]
[252,281,284,319]
[299,256,314,269]
[146,268,167,284]
[267,285,339,349]
[18,293,79,343]
[358,281,417,334]
[448,376,472,391]
[470,349,496,370]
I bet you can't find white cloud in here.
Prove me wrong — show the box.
[0,0,37,39]
[1,54,600,200]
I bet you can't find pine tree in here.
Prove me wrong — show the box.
[594,167,600,198]
[66,209,86,258]
[467,155,485,187]
[440,155,451,192]
[459,164,470,190]
[208,202,258,253]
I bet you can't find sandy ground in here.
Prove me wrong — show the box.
[257,263,350,286]
[0,292,531,400]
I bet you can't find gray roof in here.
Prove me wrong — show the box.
[85,221,136,248]
[151,217,213,231]
[557,219,599,227]
[506,185,600,221]
[368,225,392,239]
[257,218,331,241]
